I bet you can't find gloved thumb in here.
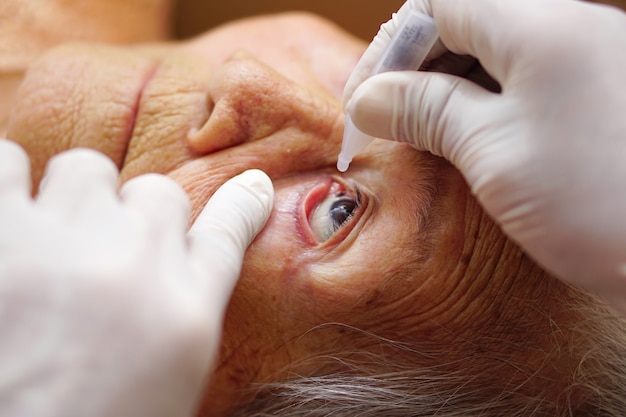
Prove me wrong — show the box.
[187,169,274,305]
[345,70,502,182]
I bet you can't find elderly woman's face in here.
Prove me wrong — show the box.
[7,14,565,416]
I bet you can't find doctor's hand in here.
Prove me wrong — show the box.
[343,0,626,313]
[0,140,273,417]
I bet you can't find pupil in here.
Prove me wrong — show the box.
[329,198,357,228]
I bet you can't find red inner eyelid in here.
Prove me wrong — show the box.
[299,178,331,246]
[304,179,332,224]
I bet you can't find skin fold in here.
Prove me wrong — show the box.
[3,5,626,416]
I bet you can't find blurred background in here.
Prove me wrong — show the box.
[174,0,406,41]
[174,0,626,41]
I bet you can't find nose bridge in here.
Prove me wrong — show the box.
[188,54,345,175]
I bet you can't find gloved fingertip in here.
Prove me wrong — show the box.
[0,138,29,165]
[344,76,396,140]
[191,169,274,245]
[187,170,274,288]
[121,173,191,236]
[42,148,119,184]
[0,139,32,197]
[230,169,274,217]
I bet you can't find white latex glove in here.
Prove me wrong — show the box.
[343,0,626,313]
[0,139,273,417]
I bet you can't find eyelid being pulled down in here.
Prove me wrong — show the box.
[307,177,365,245]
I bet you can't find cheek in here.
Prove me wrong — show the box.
[8,44,157,191]
[241,206,312,289]
[237,177,328,290]
[236,182,370,320]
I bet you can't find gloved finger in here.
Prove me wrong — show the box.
[120,173,190,246]
[346,70,501,175]
[342,0,445,109]
[426,53,501,93]
[430,0,573,84]
[36,148,119,213]
[187,169,273,306]
[0,139,31,204]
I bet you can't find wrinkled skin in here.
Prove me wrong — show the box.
[5,12,593,416]
[0,0,171,137]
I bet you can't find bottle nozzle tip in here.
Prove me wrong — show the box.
[337,157,350,172]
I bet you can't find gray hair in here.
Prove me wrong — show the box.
[229,291,626,417]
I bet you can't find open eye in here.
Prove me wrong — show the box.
[309,188,361,243]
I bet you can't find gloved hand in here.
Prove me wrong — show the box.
[0,139,273,417]
[343,0,626,313]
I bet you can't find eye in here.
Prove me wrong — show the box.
[309,188,361,243]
